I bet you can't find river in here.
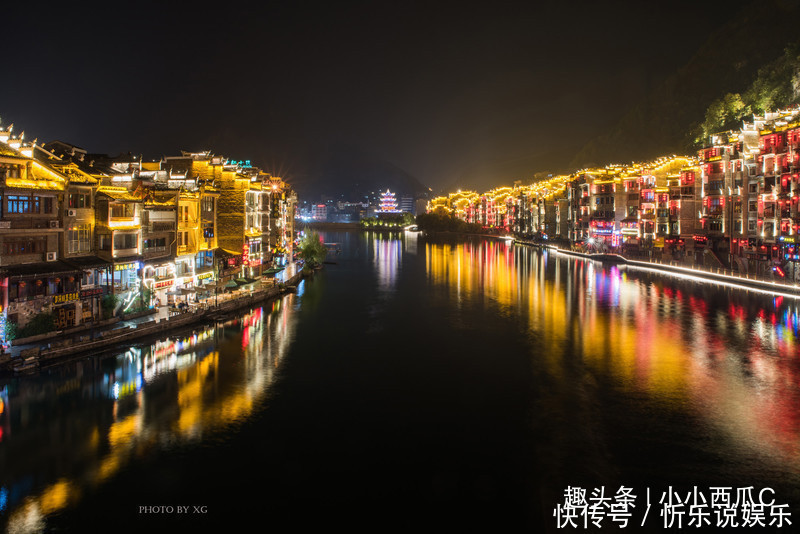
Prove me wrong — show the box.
[1,230,799,532]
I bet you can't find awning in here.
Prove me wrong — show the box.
[217,248,241,259]
[235,277,258,285]
[224,280,239,288]
[179,287,197,295]
[0,260,82,278]
[112,255,143,265]
[64,255,112,269]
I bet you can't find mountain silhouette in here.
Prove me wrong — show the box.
[292,144,431,201]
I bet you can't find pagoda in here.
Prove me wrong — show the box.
[377,189,401,213]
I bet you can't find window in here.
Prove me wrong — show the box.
[3,195,51,214]
[202,197,214,213]
[6,195,30,214]
[99,234,112,251]
[144,237,166,250]
[67,224,92,253]
[177,231,189,247]
[113,233,138,250]
[111,203,135,218]
[68,193,91,209]
[2,237,46,255]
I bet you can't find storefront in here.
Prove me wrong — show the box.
[112,258,143,314]
[80,287,105,323]
[142,260,176,308]
[1,260,85,332]
[66,256,112,323]
[52,290,80,330]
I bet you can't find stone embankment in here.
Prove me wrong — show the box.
[0,268,313,374]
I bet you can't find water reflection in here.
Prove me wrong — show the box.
[371,233,402,292]
[0,295,298,532]
[426,240,800,468]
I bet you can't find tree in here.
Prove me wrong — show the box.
[297,231,328,267]
[101,294,119,320]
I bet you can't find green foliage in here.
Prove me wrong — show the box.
[4,321,17,341]
[297,231,328,267]
[693,44,800,146]
[360,213,414,229]
[18,312,56,338]
[101,294,119,320]
[415,212,483,234]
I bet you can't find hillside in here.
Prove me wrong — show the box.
[291,144,431,201]
[569,0,800,169]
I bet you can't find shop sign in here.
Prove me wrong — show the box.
[115,262,136,271]
[155,279,174,289]
[779,236,796,243]
[81,287,104,299]
[197,272,213,280]
[54,291,80,304]
[242,243,250,266]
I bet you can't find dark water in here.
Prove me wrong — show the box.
[2,231,800,532]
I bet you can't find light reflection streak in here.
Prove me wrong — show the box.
[373,236,402,292]
[426,240,800,465]
[2,296,298,533]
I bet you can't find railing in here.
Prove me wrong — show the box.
[148,221,176,232]
[543,243,800,291]
[144,246,168,256]
[627,256,800,291]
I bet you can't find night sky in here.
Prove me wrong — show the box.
[2,1,755,196]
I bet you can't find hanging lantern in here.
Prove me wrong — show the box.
[54,277,61,284]
[36,279,43,286]
[19,281,26,288]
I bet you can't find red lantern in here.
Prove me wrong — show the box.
[19,281,26,288]
[36,279,43,286]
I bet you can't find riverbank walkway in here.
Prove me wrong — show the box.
[1,263,309,371]
[515,239,800,297]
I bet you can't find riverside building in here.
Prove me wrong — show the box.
[0,124,298,345]
[428,105,800,282]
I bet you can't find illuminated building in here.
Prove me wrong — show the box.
[376,189,401,213]
[0,127,87,332]
[312,204,327,221]
[266,177,297,267]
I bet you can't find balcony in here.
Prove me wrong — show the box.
[144,246,169,258]
[147,221,176,233]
